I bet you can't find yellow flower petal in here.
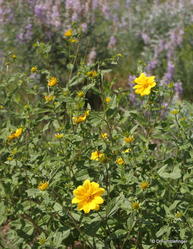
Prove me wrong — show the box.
[72,180,105,213]
[133,73,156,96]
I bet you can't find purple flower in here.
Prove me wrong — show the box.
[17,23,33,43]
[174,81,183,97]
[108,36,117,49]
[162,61,175,83]
[141,33,150,44]
[92,0,99,10]
[34,4,46,20]
[81,23,88,33]
[128,75,136,84]
[65,0,74,10]
[146,59,158,72]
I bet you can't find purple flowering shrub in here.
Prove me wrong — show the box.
[0,0,192,101]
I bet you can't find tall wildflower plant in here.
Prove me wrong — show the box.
[0,27,193,248]
[1,0,192,101]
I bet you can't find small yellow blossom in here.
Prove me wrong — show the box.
[85,110,90,116]
[63,89,69,96]
[72,110,89,124]
[179,117,186,122]
[175,212,183,218]
[11,149,17,155]
[123,148,131,153]
[168,82,174,88]
[170,109,179,115]
[86,71,98,78]
[131,202,140,210]
[116,157,125,165]
[133,73,156,96]
[55,133,64,139]
[161,105,167,109]
[105,97,111,103]
[7,134,16,140]
[7,156,13,161]
[72,179,105,213]
[7,128,23,140]
[72,115,86,124]
[69,38,78,43]
[44,95,55,102]
[48,77,58,87]
[15,128,23,137]
[77,91,85,97]
[101,133,108,139]
[38,182,49,191]
[31,66,37,73]
[64,29,73,37]
[124,136,134,143]
[90,151,105,161]
[0,105,4,109]
[11,54,16,59]
[139,181,149,190]
[38,237,47,245]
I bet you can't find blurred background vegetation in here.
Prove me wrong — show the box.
[0,0,192,101]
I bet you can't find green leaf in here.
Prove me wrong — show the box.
[156,225,171,237]
[53,202,63,213]
[107,193,124,217]
[158,165,181,179]
[84,221,101,236]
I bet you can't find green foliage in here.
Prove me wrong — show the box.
[175,24,193,102]
[0,36,193,249]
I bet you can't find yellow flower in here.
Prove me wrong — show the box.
[72,110,90,124]
[63,89,70,96]
[175,212,183,218]
[124,136,134,143]
[86,71,98,78]
[179,117,186,122]
[15,128,23,138]
[168,82,174,88]
[116,157,125,165]
[72,111,89,124]
[38,182,49,191]
[69,38,78,43]
[72,115,86,124]
[90,151,105,161]
[7,134,16,140]
[105,97,111,103]
[101,133,108,139]
[0,105,4,109]
[55,133,64,139]
[48,77,58,87]
[139,181,149,190]
[11,54,16,59]
[133,73,156,96]
[11,148,17,155]
[123,148,131,153]
[7,128,23,140]
[7,156,13,161]
[131,202,140,210]
[72,179,105,213]
[38,237,47,245]
[31,66,37,73]
[170,109,179,115]
[44,95,55,102]
[85,110,90,116]
[64,29,73,37]
[77,91,85,97]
